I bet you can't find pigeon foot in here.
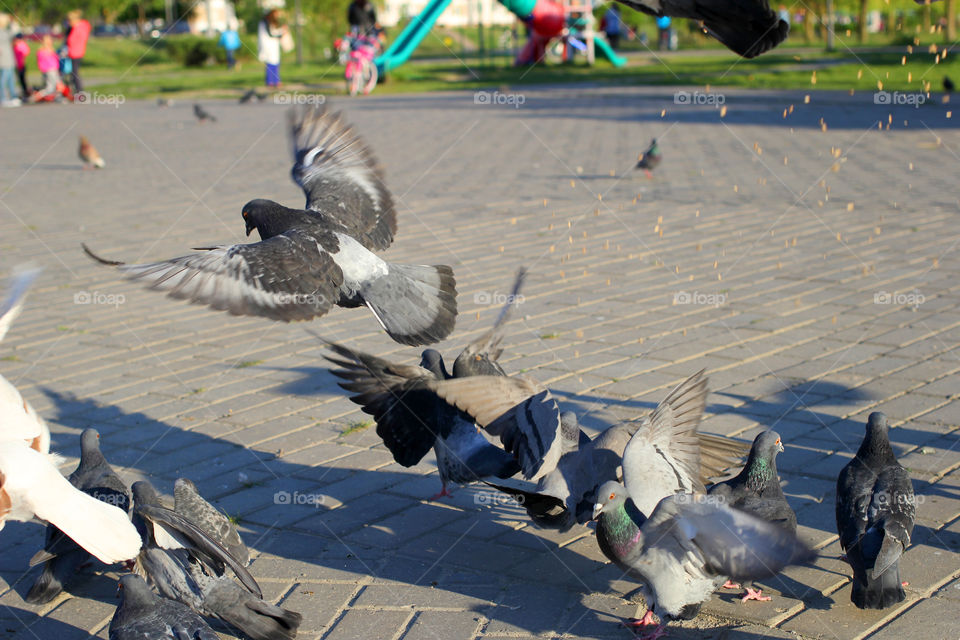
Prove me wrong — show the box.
[721,580,741,590]
[740,587,771,603]
[429,486,453,501]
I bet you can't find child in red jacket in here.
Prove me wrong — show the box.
[64,9,90,93]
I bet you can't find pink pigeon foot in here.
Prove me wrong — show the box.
[644,169,653,179]
[740,587,772,603]
[429,486,453,500]
[624,610,666,638]
[902,581,909,587]
[721,580,742,589]
[624,610,657,628]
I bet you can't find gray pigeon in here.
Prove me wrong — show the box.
[83,105,457,347]
[635,138,660,178]
[27,428,132,604]
[594,483,813,638]
[110,574,218,640]
[137,479,302,640]
[478,371,747,531]
[321,270,527,498]
[708,429,797,602]
[616,0,789,58]
[193,103,216,122]
[240,89,267,104]
[836,412,915,609]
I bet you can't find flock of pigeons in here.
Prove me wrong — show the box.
[4,95,921,638]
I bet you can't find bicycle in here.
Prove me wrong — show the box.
[336,33,380,96]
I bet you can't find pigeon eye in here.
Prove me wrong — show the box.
[242,211,248,218]
[609,493,615,500]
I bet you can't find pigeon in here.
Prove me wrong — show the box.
[78,135,105,169]
[26,428,132,604]
[156,97,174,107]
[594,483,813,639]
[194,103,216,122]
[140,479,302,640]
[836,412,915,609]
[0,267,50,453]
[708,429,797,602]
[321,270,527,498]
[616,0,789,58]
[110,574,219,640]
[240,88,267,104]
[474,371,748,531]
[635,138,660,178]
[83,104,458,347]
[944,76,955,93]
[131,480,262,599]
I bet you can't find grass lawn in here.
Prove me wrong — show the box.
[64,36,960,100]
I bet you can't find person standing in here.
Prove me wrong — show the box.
[13,33,28,98]
[257,9,289,87]
[0,14,19,107]
[656,15,671,51]
[603,4,623,50]
[219,20,241,70]
[64,9,90,93]
[347,0,379,36]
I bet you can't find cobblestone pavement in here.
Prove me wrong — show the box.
[0,85,958,640]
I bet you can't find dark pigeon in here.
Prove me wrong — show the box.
[173,478,248,566]
[479,371,747,531]
[944,76,955,93]
[617,0,789,58]
[319,270,531,498]
[708,429,797,602]
[193,103,216,122]
[635,138,661,178]
[836,412,915,609]
[26,428,132,604]
[109,574,219,640]
[83,104,457,347]
[240,89,267,104]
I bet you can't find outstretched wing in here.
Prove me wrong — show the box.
[289,105,396,251]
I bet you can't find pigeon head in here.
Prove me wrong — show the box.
[592,480,629,519]
[80,428,101,452]
[117,574,155,608]
[755,430,784,457]
[867,411,889,435]
[174,477,199,499]
[131,480,161,507]
[419,349,448,378]
[241,199,300,239]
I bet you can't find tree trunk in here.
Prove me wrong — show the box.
[858,0,868,42]
[804,5,816,42]
[947,0,957,40]
[922,1,932,34]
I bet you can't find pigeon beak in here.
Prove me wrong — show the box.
[592,502,603,521]
[777,439,784,453]
[245,222,254,237]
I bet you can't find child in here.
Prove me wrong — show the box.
[219,21,241,70]
[0,13,18,106]
[32,35,61,102]
[13,33,28,98]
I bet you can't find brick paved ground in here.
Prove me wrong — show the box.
[0,84,958,640]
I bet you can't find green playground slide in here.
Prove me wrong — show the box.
[375,0,455,72]
[592,35,626,67]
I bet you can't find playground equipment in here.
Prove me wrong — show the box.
[374,0,624,74]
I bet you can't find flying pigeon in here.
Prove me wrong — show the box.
[475,371,747,531]
[944,76,955,93]
[321,270,527,498]
[78,135,105,169]
[194,103,217,123]
[0,267,50,453]
[616,0,789,58]
[708,429,797,602]
[83,104,458,347]
[26,428,132,604]
[131,480,262,599]
[635,138,660,178]
[240,88,268,104]
[836,412,915,609]
[591,377,811,637]
[594,483,813,639]
[139,479,302,640]
[110,574,219,640]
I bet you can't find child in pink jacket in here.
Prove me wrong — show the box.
[13,33,28,97]
[32,35,60,101]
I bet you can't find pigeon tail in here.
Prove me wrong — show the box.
[25,563,65,604]
[851,559,905,609]
[361,263,457,346]
[207,579,303,640]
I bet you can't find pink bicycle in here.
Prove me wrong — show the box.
[336,33,380,96]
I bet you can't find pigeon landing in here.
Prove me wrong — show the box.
[27,429,132,604]
[478,371,748,531]
[635,138,661,178]
[78,135,105,169]
[616,0,789,58]
[592,377,812,637]
[708,430,797,602]
[110,574,219,640]
[836,412,915,609]
[194,103,217,122]
[84,105,458,347]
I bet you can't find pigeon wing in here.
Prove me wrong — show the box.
[452,268,527,378]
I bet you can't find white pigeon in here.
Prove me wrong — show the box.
[0,268,142,564]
